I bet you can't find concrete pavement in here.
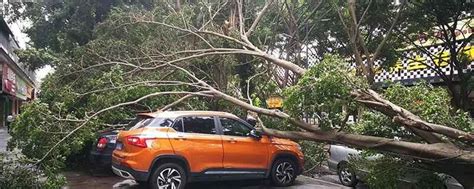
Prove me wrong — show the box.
[181,176,350,189]
[0,127,10,152]
[314,174,368,189]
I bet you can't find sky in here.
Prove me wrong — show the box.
[8,18,53,84]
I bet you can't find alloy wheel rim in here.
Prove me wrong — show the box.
[340,167,353,183]
[275,162,294,184]
[157,168,182,189]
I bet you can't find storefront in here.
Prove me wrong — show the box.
[0,18,36,129]
[0,63,34,127]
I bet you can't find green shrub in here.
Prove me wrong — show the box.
[299,141,326,175]
[8,101,96,171]
[0,152,65,189]
[350,156,405,189]
[349,154,445,189]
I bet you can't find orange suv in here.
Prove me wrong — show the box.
[112,111,304,189]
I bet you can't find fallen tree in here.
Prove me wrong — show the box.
[98,2,473,186]
[9,0,473,188]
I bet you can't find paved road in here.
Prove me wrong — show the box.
[315,174,368,189]
[182,176,349,189]
[64,171,351,189]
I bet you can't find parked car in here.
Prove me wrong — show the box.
[327,145,463,189]
[89,114,256,170]
[112,111,304,189]
[90,117,147,169]
[89,129,119,170]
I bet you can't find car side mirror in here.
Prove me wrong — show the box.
[249,129,262,139]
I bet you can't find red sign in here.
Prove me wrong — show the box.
[2,64,16,95]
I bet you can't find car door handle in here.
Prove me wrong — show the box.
[228,138,236,143]
[176,135,187,140]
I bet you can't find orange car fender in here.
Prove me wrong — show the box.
[148,154,191,176]
[267,148,302,176]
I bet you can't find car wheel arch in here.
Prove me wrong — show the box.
[337,160,349,169]
[149,155,190,180]
[267,152,300,177]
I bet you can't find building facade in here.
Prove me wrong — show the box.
[0,17,36,128]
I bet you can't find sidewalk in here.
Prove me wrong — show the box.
[0,127,10,152]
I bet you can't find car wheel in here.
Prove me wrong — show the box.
[337,162,358,187]
[149,163,186,189]
[270,158,297,187]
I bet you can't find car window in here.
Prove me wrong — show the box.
[126,117,143,129]
[182,116,216,134]
[171,118,184,132]
[129,117,174,130]
[129,118,152,130]
[147,118,174,128]
[220,117,252,137]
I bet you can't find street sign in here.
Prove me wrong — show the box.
[266,96,283,109]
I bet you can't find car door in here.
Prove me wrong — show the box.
[218,116,270,170]
[167,116,223,173]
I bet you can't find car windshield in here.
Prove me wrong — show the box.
[128,117,174,130]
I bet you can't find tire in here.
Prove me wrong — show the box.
[337,162,358,187]
[149,163,187,189]
[270,158,297,187]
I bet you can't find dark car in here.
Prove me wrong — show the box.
[89,116,154,170]
[89,129,119,170]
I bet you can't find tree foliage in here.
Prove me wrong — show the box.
[284,54,367,129]
[349,155,446,189]
[8,3,251,170]
[15,48,58,70]
[6,0,157,53]
[354,83,472,141]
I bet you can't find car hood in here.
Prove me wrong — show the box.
[270,137,299,146]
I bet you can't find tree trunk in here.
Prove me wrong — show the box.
[175,0,181,11]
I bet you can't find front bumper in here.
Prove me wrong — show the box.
[112,163,149,181]
[327,159,338,172]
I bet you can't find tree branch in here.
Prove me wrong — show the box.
[245,0,274,37]
[36,91,201,164]
[260,127,473,163]
[352,89,474,143]
[159,91,214,111]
